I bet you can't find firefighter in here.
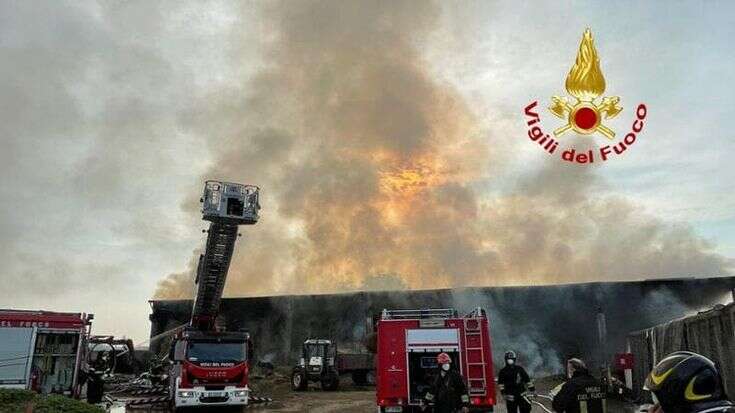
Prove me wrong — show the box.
[424,352,470,413]
[644,351,734,413]
[83,363,105,403]
[552,358,606,413]
[85,350,110,403]
[498,350,535,413]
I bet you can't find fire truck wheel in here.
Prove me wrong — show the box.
[291,371,307,391]
[352,371,367,385]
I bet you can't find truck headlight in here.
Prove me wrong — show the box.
[178,391,195,398]
[233,390,248,397]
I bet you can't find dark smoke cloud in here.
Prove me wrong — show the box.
[448,281,704,376]
[156,0,493,297]
[155,1,731,299]
[1,0,729,345]
[450,288,565,375]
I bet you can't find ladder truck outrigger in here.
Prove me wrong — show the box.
[168,181,260,411]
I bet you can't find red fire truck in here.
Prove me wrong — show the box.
[168,180,260,410]
[0,310,93,397]
[376,308,496,412]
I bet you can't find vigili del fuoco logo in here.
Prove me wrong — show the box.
[523,28,648,164]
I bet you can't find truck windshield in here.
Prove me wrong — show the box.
[187,341,245,363]
[306,345,326,358]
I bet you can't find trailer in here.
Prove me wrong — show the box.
[337,352,375,385]
[0,310,93,397]
[376,308,496,412]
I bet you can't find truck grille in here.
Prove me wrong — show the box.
[200,395,229,403]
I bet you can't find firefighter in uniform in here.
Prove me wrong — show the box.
[552,358,607,413]
[84,353,108,404]
[498,351,535,413]
[644,351,734,413]
[424,352,470,413]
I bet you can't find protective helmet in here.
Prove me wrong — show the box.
[645,351,726,413]
[505,351,517,361]
[437,353,452,365]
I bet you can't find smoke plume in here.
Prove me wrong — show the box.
[154,0,731,298]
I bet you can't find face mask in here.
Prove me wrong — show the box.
[441,363,451,371]
[507,359,515,365]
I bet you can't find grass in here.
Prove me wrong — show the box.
[0,389,104,413]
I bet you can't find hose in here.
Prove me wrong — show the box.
[523,394,554,413]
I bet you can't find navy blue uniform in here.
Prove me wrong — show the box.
[498,364,534,413]
[552,370,606,413]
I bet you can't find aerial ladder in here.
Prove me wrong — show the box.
[190,180,259,330]
[168,180,260,410]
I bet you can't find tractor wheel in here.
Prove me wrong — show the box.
[291,370,307,391]
[321,374,339,391]
[352,371,367,385]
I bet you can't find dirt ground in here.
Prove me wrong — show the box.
[126,373,639,413]
[245,371,376,413]
[246,373,636,413]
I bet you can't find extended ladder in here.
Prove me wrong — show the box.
[189,181,260,331]
[191,222,238,329]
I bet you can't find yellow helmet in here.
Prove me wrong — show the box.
[645,351,727,413]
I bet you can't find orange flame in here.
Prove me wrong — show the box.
[374,153,450,225]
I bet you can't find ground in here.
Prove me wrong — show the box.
[123,373,639,413]
[237,370,378,412]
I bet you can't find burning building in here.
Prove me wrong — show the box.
[149,276,735,375]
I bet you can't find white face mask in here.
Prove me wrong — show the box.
[441,363,451,371]
[507,359,515,365]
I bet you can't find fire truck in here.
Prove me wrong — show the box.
[376,308,496,412]
[167,180,260,410]
[0,310,93,397]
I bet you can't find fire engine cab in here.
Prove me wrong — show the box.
[0,310,93,397]
[376,308,495,412]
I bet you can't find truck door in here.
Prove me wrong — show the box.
[0,327,37,390]
[405,328,460,404]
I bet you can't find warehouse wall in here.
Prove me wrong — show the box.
[627,302,735,398]
[150,277,735,376]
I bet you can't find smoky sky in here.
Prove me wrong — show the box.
[0,1,216,338]
[152,0,731,298]
[0,1,732,342]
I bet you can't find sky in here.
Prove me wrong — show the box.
[0,1,733,344]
